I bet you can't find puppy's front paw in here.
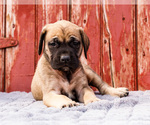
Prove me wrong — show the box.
[109,87,129,97]
[61,101,79,108]
[44,94,79,109]
[57,98,79,109]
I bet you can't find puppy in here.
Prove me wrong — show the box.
[31,20,129,109]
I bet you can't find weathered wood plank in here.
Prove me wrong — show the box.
[5,1,35,92]
[0,0,5,92]
[102,1,136,90]
[36,0,68,64]
[71,0,101,76]
[101,2,112,86]
[137,1,150,90]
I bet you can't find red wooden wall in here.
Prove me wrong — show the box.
[0,0,5,91]
[0,0,150,92]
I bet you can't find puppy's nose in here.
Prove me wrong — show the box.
[60,55,70,63]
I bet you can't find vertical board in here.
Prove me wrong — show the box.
[36,0,68,63]
[5,1,35,92]
[71,0,101,75]
[103,1,136,90]
[0,0,5,91]
[138,1,150,90]
[101,2,112,86]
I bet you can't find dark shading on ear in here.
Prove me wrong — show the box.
[79,28,90,59]
[38,30,46,55]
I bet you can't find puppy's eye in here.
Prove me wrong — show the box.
[48,42,56,47]
[70,37,80,47]
[73,41,80,46]
[48,38,59,47]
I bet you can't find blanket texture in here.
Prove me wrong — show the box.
[0,91,150,125]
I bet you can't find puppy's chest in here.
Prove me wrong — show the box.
[60,80,77,100]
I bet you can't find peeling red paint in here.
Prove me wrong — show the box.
[103,2,136,90]
[0,1,5,92]
[71,0,101,75]
[5,3,35,92]
[0,2,3,91]
[0,1,150,92]
[138,3,150,90]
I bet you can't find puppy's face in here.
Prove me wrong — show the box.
[38,20,90,72]
[47,33,81,72]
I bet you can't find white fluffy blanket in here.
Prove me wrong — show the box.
[0,91,150,125]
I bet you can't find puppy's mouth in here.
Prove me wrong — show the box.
[52,63,78,72]
[58,63,73,71]
[61,66,70,71]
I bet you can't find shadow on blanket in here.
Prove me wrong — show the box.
[0,91,150,125]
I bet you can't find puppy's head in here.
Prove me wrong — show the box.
[38,20,90,72]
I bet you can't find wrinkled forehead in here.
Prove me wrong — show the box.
[45,25,81,42]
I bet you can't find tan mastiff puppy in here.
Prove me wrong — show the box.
[31,20,129,109]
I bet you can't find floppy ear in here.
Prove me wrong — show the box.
[79,28,90,59]
[38,28,47,55]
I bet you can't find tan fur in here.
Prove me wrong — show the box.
[31,20,129,109]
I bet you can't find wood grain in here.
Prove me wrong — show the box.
[71,0,101,76]
[102,1,136,90]
[0,1,150,92]
[137,1,150,90]
[0,0,5,91]
[5,1,35,92]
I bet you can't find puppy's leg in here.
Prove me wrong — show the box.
[82,64,129,97]
[78,86,100,105]
[72,68,100,105]
[43,91,79,109]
